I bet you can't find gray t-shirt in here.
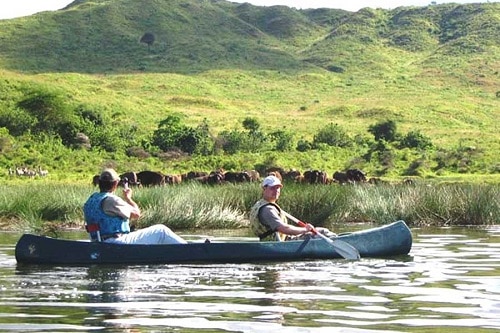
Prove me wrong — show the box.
[101,194,133,219]
[259,204,283,231]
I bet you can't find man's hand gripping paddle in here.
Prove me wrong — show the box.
[284,212,360,260]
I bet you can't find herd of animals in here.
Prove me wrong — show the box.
[7,166,49,178]
[90,168,401,187]
[7,166,414,186]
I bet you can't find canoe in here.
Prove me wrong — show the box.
[15,220,412,265]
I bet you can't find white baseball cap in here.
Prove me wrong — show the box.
[99,168,120,182]
[262,175,283,188]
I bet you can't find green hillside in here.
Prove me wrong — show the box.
[0,0,498,181]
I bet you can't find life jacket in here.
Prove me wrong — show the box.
[249,199,288,241]
[83,192,130,241]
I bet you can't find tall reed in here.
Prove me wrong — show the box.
[134,182,249,230]
[0,182,497,235]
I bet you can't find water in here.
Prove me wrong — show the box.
[0,226,499,332]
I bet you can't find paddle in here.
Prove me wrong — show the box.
[283,211,360,260]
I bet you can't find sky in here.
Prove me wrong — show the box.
[0,0,497,20]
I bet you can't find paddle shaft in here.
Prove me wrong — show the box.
[283,211,360,260]
[284,212,334,242]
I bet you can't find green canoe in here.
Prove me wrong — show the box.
[15,220,412,265]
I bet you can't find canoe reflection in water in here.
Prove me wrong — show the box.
[86,267,128,303]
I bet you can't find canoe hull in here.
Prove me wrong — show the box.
[15,220,412,265]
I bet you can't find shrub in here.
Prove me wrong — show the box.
[296,139,312,152]
[140,32,155,48]
[0,108,37,136]
[400,130,434,149]
[313,123,352,148]
[368,119,398,142]
[218,129,246,154]
[17,90,76,139]
[0,128,13,153]
[270,129,294,152]
[152,114,209,155]
[326,65,345,73]
[242,117,260,132]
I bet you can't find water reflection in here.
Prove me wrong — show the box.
[0,227,499,332]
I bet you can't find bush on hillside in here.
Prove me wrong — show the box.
[0,108,37,136]
[368,120,399,142]
[152,114,209,155]
[140,32,155,48]
[17,91,75,137]
[296,139,313,152]
[270,129,294,152]
[400,130,434,150]
[313,123,352,148]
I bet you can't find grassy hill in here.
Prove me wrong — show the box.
[0,0,498,182]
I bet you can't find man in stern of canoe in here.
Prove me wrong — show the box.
[84,168,187,244]
[249,175,334,241]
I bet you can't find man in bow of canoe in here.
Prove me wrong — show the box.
[249,175,334,241]
[84,168,187,244]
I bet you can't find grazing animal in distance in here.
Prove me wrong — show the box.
[303,170,328,184]
[332,171,349,184]
[182,171,208,181]
[119,172,141,187]
[346,169,367,183]
[37,166,49,177]
[137,170,165,187]
[265,167,284,181]
[165,174,183,185]
[206,170,225,185]
[224,171,251,183]
[245,169,261,182]
[282,169,302,183]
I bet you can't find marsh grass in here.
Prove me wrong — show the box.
[349,183,500,226]
[134,183,249,230]
[278,183,351,227]
[0,182,497,235]
[0,184,91,233]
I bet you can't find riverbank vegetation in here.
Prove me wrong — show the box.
[1,182,497,236]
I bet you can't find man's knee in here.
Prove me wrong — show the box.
[149,224,170,232]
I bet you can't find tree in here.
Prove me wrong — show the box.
[17,90,85,146]
[152,115,209,155]
[140,32,155,49]
[152,115,186,151]
[242,117,260,133]
[368,120,398,142]
[193,118,215,155]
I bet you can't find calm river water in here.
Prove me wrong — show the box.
[0,225,499,332]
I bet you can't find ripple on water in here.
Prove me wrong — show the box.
[0,228,499,332]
